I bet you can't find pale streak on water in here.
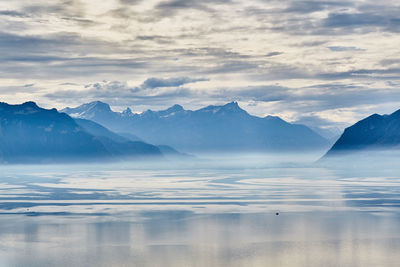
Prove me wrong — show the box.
[0,156,400,267]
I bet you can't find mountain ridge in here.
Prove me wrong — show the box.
[62,101,330,153]
[0,102,162,163]
[323,108,400,159]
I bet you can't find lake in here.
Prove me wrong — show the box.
[1,155,400,266]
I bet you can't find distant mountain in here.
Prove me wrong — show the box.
[117,132,143,142]
[306,126,341,144]
[323,109,400,158]
[63,101,329,153]
[74,118,162,157]
[0,102,161,163]
[75,118,128,143]
[62,101,130,131]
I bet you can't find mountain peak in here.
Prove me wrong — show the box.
[122,107,133,115]
[219,101,247,114]
[87,101,111,112]
[167,104,184,112]
[223,101,239,108]
[0,101,41,114]
[22,101,39,108]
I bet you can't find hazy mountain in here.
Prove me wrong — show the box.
[75,118,128,143]
[62,101,130,131]
[63,101,329,153]
[75,118,177,158]
[306,126,342,144]
[0,102,161,163]
[324,108,400,158]
[117,132,143,142]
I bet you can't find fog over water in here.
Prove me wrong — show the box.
[1,154,400,266]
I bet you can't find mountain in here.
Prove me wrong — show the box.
[62,101,130,131]
[75,118,128,143]
[117,132,143,142]
[306,126,341,144]
[63,101,329,153]
[75,119,162,156]
[0,102,161,163]
[323,108,400,159]
[74,118,168,158]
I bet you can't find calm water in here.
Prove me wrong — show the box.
[1,156,400,266]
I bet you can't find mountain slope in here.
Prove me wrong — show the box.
[0,102,110,162]
[0,102,161,163]
[63,101,329,153]
[74,118,162,157]
[324,108,400,158]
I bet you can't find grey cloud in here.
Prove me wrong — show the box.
[324,12,383,27]
[45,80,196,107]
[284,1,353,14]
[217,83,400,116]
[380,59,400,67]
[328,46,364,52]
[232,86,289,102]
[0,32,94,54]
[248,1,400,35]
[204,61,260,74]
[265,52,283,57]
[154,0,232,18]
[297,41,328,47]
[23,0,86,18]
[60,17,98,27]
[140,77,208,89]
[135,35,175,44]
[0,32,151,78]
[322,11,400,33]
[0,10,28,18]
[317,68,400,80]
[119,0,143,4]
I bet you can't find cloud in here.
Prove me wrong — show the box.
[327,46,364,52]
[154,0,232,17]
[140,77,208,89]
[1,0,400,130]
[320,11,400,34]
[265,52,283,57]
[119,0,143,4]
[0,10,28,18]
[284,1,353,14]
[46,77,206,103]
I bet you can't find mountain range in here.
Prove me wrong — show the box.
[62,101,330,153]
[2,100,400,164]
[0,102,162,163]
[324,108,400,159]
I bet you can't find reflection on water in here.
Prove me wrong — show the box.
[0,158,400,266]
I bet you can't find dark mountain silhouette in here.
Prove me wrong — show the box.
[324,108,400,159]
[0,102,161,163]
[63,101,329,153]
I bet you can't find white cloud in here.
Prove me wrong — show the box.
[0,0,399,129]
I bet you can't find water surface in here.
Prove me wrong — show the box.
[1,157,400,266]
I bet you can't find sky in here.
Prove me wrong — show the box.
[0,0,399,131]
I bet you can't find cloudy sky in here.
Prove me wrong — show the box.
[0,0,399,130]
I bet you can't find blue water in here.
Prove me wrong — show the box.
[1,158,400,266]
